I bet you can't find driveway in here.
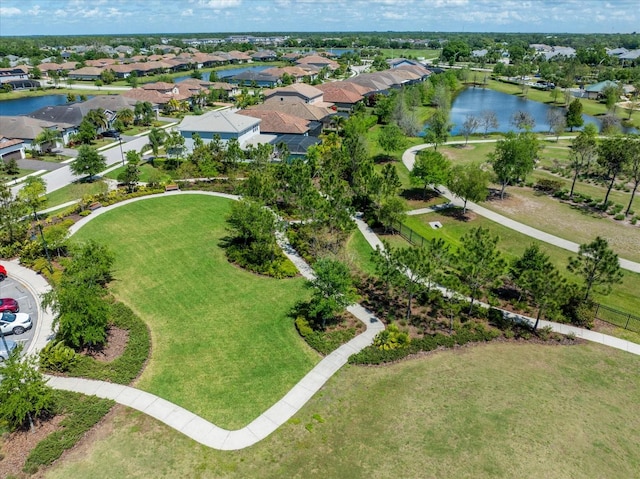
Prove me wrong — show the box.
[17,159,66,171]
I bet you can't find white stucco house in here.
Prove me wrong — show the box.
[177,109,277,151]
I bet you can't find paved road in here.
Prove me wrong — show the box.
[402,140,640,274]
[11,135,150,196]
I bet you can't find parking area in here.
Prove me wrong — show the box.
[0,276,38,352]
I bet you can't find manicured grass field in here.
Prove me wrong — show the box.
[404,209,640,316]
[45,180,108,209]
[71,194,318,428]
[104,163,173,183]
[44,343,640,479]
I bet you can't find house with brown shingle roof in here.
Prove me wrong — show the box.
[238,109,313,136]
[0,137,25,161]
[262,66,317,82]
[315,82,364,112]
[295,55,339,71]
[68,66,104,81]
[246,101,335,129]
[264,83,329,106]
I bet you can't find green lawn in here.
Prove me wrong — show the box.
[104,163,173,183]
[71,195,318,429]
[45,180,108,209]
[44,342,640,479]
[404,209,640,316]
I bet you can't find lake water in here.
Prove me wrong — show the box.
[448,87,600,135]
[0,94,89,116]
[174,65,271,83]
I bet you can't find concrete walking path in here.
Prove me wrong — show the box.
[352,215,640,357]
[402,142,640,274]
[50,192,384,450]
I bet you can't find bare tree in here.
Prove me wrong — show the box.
[461,114,480,145]
[510,110,535,131]
[479,110,498,137]
[546,108,567,141]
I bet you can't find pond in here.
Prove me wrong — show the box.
[0,94,92,117]
[174,65,272,83]
[447,87,601,135]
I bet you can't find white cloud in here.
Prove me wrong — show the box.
[382,11,407,20]
[197,0,241,7]
[182,8,194,16]
[0,6,21,16]
[28,5,42,16]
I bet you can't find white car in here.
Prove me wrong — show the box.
[0,312,32,336]
[0,339,17,360]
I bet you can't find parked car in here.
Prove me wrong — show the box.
[0,265,6,281]
[0,339,17,361]
[0,312,32,335]
[0,298,19,313]
[102,130,121,139]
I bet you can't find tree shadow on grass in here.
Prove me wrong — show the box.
[400,187,440,203]
[439,206,473,222]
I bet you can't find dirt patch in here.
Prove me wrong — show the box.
[84,326,129,362]
[0,415,65,478]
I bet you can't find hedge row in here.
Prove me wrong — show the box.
[22,391,114,474]
[55,301,150,384]
[349,323,500,365]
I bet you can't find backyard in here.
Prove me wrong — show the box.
[43,342,640,479]
[71,194,318,429]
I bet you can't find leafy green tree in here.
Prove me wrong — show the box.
[512,245,565,331]
[623,135,640,216]
[411,149,451,198]
[0,346,54,432]
[118,152,141,193]
[378,163,402,201]
[597,136,629,207]
[77,118,97,144]
[308,258,358,328]
[602,84,623,112]
[377,123,406,158]
[441,40,470,63]
[0,182,27,245]
[490,131,539,199]
[42,241,114,349]
[99,69,116,84]
[568,237,623,300]
[164,130,186,160]
[378,197,406,233]
[134,101,154,126]
[424,109,451,151]
[566,98,584,131]
[454,227,506,313]
[569,124,598,198]
[371,240,400,301]
[447,163,489,214]
[71,145,106,180]
[126,71,139,88]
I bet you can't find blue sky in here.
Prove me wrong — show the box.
[1,0,638,36]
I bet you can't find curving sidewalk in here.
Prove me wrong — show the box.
[353,215,640,357]
[48,191,384,450]
[401,141,640,274]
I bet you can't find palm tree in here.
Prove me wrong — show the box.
[116,108,134,127]
[85,108,108,133]
[33,128,61,155]
[134,101,154,126]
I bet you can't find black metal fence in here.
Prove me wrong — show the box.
[392,221,640,334]
[392,221,429,247]
[594,303,640,333]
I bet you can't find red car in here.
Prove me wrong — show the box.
[0,298,19,313]
[0,265,6,281]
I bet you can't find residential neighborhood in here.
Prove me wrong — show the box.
[1,10,640,479]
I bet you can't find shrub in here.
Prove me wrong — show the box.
[614,213,625,220]
[23,391,113,472]
[39,341,78,372]
[44,302,150,384]
[537,325,554,341]
[295,316,356,355]
[632,217,638,225]
[372,323,410,350]
[535,178,563,194]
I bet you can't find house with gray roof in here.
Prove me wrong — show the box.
[177,109,277,151]
[0,116,73,150]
